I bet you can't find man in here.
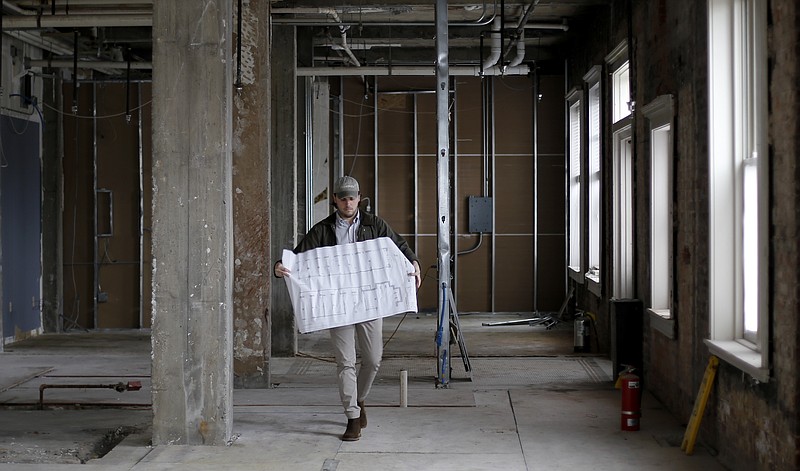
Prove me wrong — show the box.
[274,175,421,441]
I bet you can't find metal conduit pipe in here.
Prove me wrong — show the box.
[2,14,152,29]
[297,65,529,77]
[39,381,143,409]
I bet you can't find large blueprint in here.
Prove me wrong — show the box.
[282,237,418,333]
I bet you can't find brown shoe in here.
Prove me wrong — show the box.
[342,418,361,441]
[358,401,367,429]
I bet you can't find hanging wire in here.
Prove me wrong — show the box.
[43,99,152,119]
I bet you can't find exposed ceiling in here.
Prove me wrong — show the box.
[1,0,608,78]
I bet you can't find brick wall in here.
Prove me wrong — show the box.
[567,0,799,468]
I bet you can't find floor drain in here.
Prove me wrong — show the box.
[82,426,137,463]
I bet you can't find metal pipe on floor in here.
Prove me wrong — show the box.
[39,381,142,409]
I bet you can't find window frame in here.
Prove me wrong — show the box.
[705,0,769,382]
[583,65,602,295]
[642,94,676,339]
[566,88,584,283]
[607,43,633,300]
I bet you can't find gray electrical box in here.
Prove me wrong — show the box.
[468,196,493,233]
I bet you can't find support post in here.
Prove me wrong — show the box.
[151,0,234,445]
[435,0,452,387]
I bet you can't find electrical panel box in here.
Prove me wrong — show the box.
[468,196,493,233]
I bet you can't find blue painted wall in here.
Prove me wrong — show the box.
[1,114,42,338]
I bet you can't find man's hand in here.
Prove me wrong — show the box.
[409,260,421,289]
[274,261,291,278]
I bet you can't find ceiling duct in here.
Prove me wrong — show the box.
[508,30,525,67]
[482,16,502,70]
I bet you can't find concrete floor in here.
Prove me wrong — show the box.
[0,313,727,470]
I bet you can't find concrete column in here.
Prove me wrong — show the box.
[151,0,234,445]
[232,0,271,389]
[270,25,298,356]
[42,77,63,333]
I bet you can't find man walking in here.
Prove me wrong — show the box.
[274,176,421,441]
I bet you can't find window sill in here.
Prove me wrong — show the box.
[647,308,675,339]
[568,267,583,283]
[704,339,770,383]
[585,274,601,296]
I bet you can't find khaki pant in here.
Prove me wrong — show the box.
[329,318,383,419]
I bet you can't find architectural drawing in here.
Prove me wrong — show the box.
[282,237,418,333]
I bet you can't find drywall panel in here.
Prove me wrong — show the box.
[494,235,534,312]
[495,155,534,234]
[454,77,483,156]
[455,235,491,312]
[537,153,567,311]
[494,77,533,155]
[417,154,438,236]
[377,93,413,156]
[414,235,438,312]
[416,92,437,156]
[62,83,96,329]
[455,155,485,234]
[377,155,415,236]
[537,75,566,156]
[95,83,141,329]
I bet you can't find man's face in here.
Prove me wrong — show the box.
[334,193,360,219]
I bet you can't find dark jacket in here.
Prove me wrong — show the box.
[293,211,419,264]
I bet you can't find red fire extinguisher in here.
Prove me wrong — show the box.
[619,367,641,431]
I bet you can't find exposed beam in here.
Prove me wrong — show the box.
[27,59,152,69]
[2,14,151,29]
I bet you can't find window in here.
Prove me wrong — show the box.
[566,89,583,281]
[706,0,768,381]
[610,59,631,122]
[611,127,632,299]
[642,95,675,338]
[607,43,633,300]
[584,66,602,293]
